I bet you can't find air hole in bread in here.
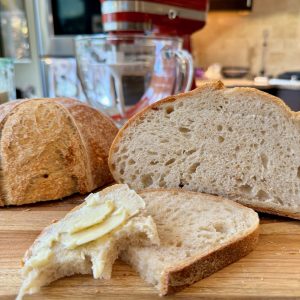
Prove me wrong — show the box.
[218,136,225,143]
[186,149,196,155]
[253,144,258,149]
[165,106,174,114]
[178,182,185,188]
[179,127,191,133]
[111,163,116,171]
[150,160,158,165]
[120,146,128,154]
[261,130,266,135]
[160,139,169,143]
[273,124,278,129]
[165,158,176,166]
[217,125,223,131]
[189,163,200,174]
[128,159,135,165]
[43,174,49,178]
[120,169,124,175]
[176,241,182,247]
[159,178,166,187]
[260,153,268,169]
[235,145,240,152]
[274,197,284,205]
[240,184,253,194]
[236,178,242,184]
[256,190,270,201]
[131,175,136,181]
[148,150,158,155]
[177,102,184,108]
[297,167,300,179]
[214,223,226,233]
[228,126,233,132]
[141,174,153,188]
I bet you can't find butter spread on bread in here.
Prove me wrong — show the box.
[17,184,159,300]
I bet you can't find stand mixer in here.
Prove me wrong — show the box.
[76,1,208,125]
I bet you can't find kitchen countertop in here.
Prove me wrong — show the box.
[196,78,300,90]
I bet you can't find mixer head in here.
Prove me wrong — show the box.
[101,0,208,36]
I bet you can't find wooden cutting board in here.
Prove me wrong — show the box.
[1,193,300,299]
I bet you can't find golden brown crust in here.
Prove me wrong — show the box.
[53,98,118,192]
[0,99,31,205]
[239,203,300,220]
[109,81,300,219]
[0,98,118,206]
[164,227,259,295]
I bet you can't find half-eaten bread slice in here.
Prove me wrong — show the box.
[17,184,159,300]
[121,189,259,295]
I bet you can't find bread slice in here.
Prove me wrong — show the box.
[109,81,300,219]
[17,184,159,300]
[121,189,259,295]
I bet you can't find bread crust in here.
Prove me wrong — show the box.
[53,98,118,192]
[139,188,259,296]
[164,227,259,295]
[0,98,118,206]
[109,81,300,219]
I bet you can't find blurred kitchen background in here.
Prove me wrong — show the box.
[1,0,300,111]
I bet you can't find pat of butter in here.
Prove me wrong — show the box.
[67,200,115,234]
[27,248,52,268]
[63,208,129,249]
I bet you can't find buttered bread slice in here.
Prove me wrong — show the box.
[17,184,159,300]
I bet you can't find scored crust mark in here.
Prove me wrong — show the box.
[109,80,300,220]
[53,100,93,192]
[54,98,118,192]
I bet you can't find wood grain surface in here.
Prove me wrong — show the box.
[1,193,300,299]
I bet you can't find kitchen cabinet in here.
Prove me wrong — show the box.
[209,0,252,11]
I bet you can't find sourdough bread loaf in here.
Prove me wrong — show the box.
[121,189,259,295]
[0,98,118,206]
[109,81,300,219]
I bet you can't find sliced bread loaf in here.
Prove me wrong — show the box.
[121,189,259,295]
[109,81,300,219]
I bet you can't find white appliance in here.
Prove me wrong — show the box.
[13,0,102,98]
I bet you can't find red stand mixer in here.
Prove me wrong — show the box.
[101,0,208,64]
